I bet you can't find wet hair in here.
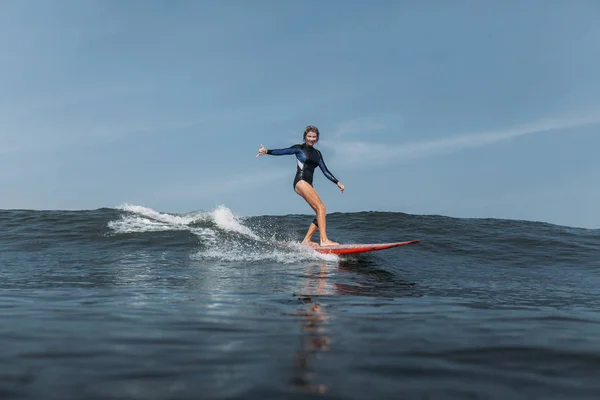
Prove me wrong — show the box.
[303,125,320,143]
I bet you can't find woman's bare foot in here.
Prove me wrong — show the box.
[302,240,318,247]
[319,239,339,246]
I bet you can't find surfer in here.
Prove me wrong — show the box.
[257,125,345,247]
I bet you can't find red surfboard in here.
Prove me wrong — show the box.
[313,240,419,255]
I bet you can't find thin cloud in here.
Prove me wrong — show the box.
[325,113,600,166]
[0,120,197,155]
[199,169,290,196]
[148,169,290,204]
[0,115,230,155]
[330,114,404,139]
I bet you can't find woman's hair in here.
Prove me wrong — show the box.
[303,125,320,142]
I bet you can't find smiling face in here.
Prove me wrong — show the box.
[303,125,320,146]
[304,130,318,146]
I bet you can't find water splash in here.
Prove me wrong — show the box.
[113,203,209,226]
[196,240,339,264]
[107,203,337,264]
[211,205,259,240]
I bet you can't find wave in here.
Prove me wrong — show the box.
[107,203,338,264]
[3,205,597,266]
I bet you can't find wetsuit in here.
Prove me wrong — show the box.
[267,143,339,228]
[267,143,339,188]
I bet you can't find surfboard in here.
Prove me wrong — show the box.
[312,240,419,255]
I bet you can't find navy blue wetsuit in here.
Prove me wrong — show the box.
[267,144,339,189]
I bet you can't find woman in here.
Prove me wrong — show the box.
[257,125,345,247]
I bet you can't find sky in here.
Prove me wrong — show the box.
[1,0,599,228]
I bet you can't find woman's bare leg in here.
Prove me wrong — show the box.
[302,222,318,246]
[294,181,338,246]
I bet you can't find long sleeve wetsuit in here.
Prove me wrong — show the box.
[267,143,339,189]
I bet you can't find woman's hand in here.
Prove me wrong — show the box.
[337,182,345,193]
[256,144,267,157]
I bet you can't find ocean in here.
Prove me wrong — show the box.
[1,204,599,399]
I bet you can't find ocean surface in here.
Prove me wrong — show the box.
[1,204,599,399]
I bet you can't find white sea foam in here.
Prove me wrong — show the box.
[115,203,209,226]
[195,241,339,264]
[210,204,259,240]
[107,215,188,233]
[107,203,336,264]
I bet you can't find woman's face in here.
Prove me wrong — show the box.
[305,131,318,146]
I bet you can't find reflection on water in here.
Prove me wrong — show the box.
[291,263,331,394]
[289,259,418,394]
[336,257,417,297]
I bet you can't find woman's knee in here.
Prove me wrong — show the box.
[316,203,326,215]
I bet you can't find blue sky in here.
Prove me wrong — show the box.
[1,0,599,228]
